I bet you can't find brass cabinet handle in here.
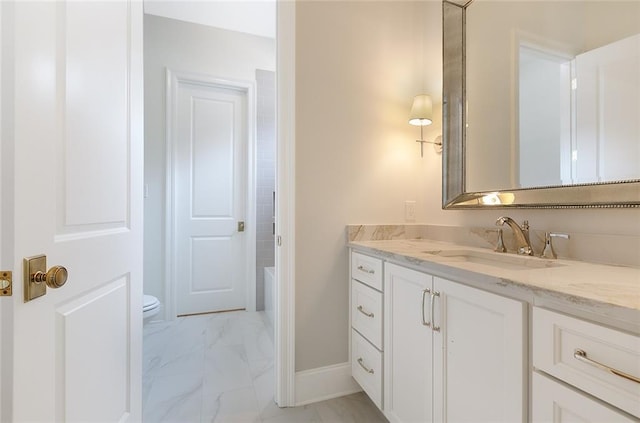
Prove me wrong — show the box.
[357,305,374,318]
[574,349,640,384]
[357,357,374,374]
[357,265,375,274]
[431,291,440,332]
[422,288,431,327]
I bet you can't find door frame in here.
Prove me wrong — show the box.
[275,0,296,407]
[0,2,13,418]
[164,69,257,318]
[0,2,4,417]
[0,0,3,415]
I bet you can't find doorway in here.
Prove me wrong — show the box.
[0,0,293,415]
[142,12,275,320]
[141,5,279,419]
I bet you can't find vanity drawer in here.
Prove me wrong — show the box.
[532,372,635,423]
[352,329,383,409]
[533,307,640,417]
[351,280,383,350]
[351,251,383,291]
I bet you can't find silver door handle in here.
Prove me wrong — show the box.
[422,288,431,327]
[357,305,374,318]
[574,349,640,384]
[431,291,440,332]
[357,265,375,274]
[357,358,374,374]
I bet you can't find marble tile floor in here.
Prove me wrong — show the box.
[143,310,387,423]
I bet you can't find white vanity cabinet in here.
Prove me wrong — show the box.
[532,372,637,423]
[383,262,526,423]
[350,251,384,409]
[349,241,640,423]
[349,247,527,423]
[532,307,640,421]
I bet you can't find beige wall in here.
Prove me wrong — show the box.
[295,0,442,371]
[294,1,640,372]
[144,15,275,305]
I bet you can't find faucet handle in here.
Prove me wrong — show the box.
[541,232,570,259]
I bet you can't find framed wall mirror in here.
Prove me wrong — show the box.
[442,0,640,209]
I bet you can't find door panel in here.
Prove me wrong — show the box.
[63,1,129,229]
[574,34,640,183]
[173,78,247,315]
[433,277,525,423]
[191,97,235,217]
[384,263,433,423]
[9,1,143,421]
[191,236,233,292]
[59,279,129,422]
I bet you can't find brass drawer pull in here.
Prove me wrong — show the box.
[357,265,375,274]
[574,349,640,384]
[357,305,374,318]
[422,288,431,327]
[357,357,375,374]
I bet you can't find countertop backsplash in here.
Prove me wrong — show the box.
[347,224,640,268]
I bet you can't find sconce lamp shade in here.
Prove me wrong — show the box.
[409,94,433,126]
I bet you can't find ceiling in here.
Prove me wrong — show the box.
[143,0,276,39]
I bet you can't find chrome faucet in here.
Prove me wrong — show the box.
[495,216,533,256]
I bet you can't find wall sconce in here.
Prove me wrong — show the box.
[409,94,442,157]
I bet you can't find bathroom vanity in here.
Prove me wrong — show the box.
[349,2,640,419]
[348,236,640,422]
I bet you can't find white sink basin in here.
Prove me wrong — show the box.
[421,249,564,271]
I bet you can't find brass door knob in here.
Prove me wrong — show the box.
[32,265,68,288]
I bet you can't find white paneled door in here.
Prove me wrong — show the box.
[574,34,640,184]
[170,73,251,316]
[2,1,143,421]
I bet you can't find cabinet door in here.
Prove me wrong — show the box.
[433,277,526,423]
[532,372,635,422]
[384,263,433,423]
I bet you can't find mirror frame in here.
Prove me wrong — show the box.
[442,0,640,209]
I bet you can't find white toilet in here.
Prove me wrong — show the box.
[143,294,161,324]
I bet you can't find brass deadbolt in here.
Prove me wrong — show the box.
[32,265,68,289]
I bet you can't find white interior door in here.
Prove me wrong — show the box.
[574,34,640,183]
[171,74,249,316]
[3,1,143,421]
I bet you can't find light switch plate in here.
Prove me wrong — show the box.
[24,255,47,302]
[405,201,416,222]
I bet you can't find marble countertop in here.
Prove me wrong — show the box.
[348,239,640,315]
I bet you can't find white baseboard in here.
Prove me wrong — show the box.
[295,362,362,406]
